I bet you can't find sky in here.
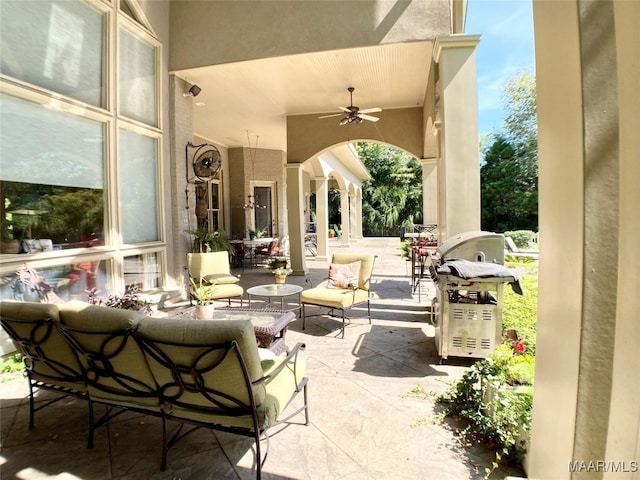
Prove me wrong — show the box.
[465,0,536,138]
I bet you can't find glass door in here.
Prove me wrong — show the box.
[254,185,274,237]
[195,180,221,232]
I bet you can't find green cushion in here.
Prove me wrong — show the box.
[210,284,244,299]
[169,354,306,430]
[188,252,231,278]
[136,317,266,415]
[189,283,243,300]
[203,273,240,284]
[0,300,85,391]
[301,286,370,309]
[59,301,159,410]
[331,253,375,290]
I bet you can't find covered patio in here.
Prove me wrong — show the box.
[0,238,525,479]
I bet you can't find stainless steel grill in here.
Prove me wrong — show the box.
[429,231,522,363]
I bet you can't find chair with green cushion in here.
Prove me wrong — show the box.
[134,316,309,476]
[301,252,376,338]
[0,300,87,429]
[57,301,161,448]
[187,252,244,305]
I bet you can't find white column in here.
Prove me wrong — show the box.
[356,189,364,239]
[285,164,308,275]
[434,35,481,240]
[528,2,640,477]
[314,176,329,261]
[339,188,350,247]
[420,158,438,226]
[348,189,357,242]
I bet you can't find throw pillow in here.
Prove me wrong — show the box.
[327,261,361,289]
[203,273,240,284]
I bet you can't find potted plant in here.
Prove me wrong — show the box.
[85,285,153,316]
[189,278,218,319]
[248,228,266,240]
[271,267,292,284]
[328,228,335,238]
[188,228,231,253]
[268,256,288,270]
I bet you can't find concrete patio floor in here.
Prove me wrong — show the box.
[0,237,525,479]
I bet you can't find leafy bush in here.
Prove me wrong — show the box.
[438,345,534,472]
[503,275,538,356]
[504,230,537,249]
[85,285,152,315]
[0,353,24,380]
[399,239,411,258]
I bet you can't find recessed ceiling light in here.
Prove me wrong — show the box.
[195,101,205,107]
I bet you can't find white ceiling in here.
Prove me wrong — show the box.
[177,40,433,151]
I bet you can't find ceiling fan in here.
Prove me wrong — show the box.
[319,87,382,125]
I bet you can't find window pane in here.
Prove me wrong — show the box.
[0,261,108,303]
[123,252,161,290]
[254,186,272,236]
[119,130,158,243]
[0,0,104,107]
[119,27,157,126]
[0,94,105,253]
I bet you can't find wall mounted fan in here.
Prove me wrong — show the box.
[191,144,221,181]
[319,87,382,125]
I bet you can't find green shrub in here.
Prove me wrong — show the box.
[503,275,538,356]
[399,239,411,258]
[504,230,537,249]
[438,345,533,473]
[0,353,24,380]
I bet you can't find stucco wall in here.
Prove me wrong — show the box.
[287,107,424,162]
[529,0,640,477]
[168,0,450,70]
[228,147,287,239]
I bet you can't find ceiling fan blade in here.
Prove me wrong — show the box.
[359,107,382,114]
[358,113,380,122]
[318,113,343,119]
[338,106,352,113]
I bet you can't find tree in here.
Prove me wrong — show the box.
[356,142,422,236]
[481,72,538,232]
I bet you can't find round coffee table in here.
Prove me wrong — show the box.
[246,284,303,315]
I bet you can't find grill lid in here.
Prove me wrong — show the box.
[436,231,505,264]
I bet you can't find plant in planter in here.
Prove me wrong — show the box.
[188,228,231,253]
[271,267,292,284]
[189,278,218,319]
[328,228,335,238]
[85,285,152,316]
[248,228,266,240]
[437,344,534,476]
[268,257,288,270]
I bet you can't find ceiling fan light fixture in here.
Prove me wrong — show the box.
[319,87,381,126]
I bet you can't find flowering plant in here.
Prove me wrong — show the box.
[272,267,292,276]
[85,285,152,316]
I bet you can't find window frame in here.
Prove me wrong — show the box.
[0,0,166,298]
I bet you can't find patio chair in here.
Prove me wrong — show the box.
[133,318,310,475]
[57,302,160,449]
[0,301,87,429]
[304,234,317,256]
[301,252,376,338]
[230,240,256,270]
[254,237,281,266]
[187,252,244,305]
